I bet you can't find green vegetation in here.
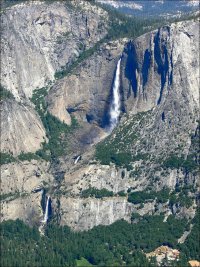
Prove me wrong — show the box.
[117,190,127,197]
[1,151,42,165]
[18,152,40,162]
[54,38,106,80]
[53,9,162,80]
[96,146,132,169]
[1,84,79,166]
[176,193,193,209]
[0,152,15,165]
[178,209,200,261]
[81,187,114,199]
[169,186,195,209]
[163,154,198,172]
[96,148,148,169]
[127,188,170,205]
[0,84,14,101]
[76,258,93,267]
[54,3,199,81]
[0,193,14,201]
[96,112,150,169]
[30,86,48,116]
[131,212,141,222]
[127,187,194,209]
[31,87,79,161]
[36,112,78,160]
[0,214,192,267]
[0,191,28,202]
[97,1,200,39]
[0,192,19,201]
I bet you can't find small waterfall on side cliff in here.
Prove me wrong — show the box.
[42,196,50,224]
[39,195,51,235]
[74,155,81,164]
[108,57,122,132]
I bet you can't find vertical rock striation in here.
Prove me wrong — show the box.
[1,1,108,99]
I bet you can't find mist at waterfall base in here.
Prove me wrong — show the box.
[107,57,122,132]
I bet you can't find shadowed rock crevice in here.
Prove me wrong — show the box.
[124,41,138,98]
[142,49,151,87]
[1,4,199,234]
[154,28,170,105]
[169,52,173,85]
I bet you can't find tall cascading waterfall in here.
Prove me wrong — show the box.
[108,57,122,132]
[42,196,50,224]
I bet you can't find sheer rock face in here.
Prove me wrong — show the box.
[0,16,199,231]
[1,0,108,99]
[58,197,134,231]
[122,20,199,115]
[119,20,199,159]
[1,160,53,195]
[0,159,54,226]
[47,39,127,126]
[1,99,47,156]
[54,20,199,230]
[1,192,43,227]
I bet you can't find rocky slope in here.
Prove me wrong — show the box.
[47,39,127,126]
[0,0,109,155]
[1,99,47,156]
[0,0,199,233]
[122,20,199,115]
[1,159,53,195]
[51,19,199,230]
[1,0,108,99]
[1,191,43,227]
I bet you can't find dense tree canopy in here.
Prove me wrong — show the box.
[1,212,199,267]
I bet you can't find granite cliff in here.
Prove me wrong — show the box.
[1,0,108,99]
[0,0,199,233]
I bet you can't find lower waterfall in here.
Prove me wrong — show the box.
[42,196,50,224]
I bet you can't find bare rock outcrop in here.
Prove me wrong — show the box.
[122,20,199,114]
[61,162,146,195]
[1,0,108,99]
[57,196,134,231]
[118,20,199,161]
[47,39,127,125]
[1,99,47,156]
[1,192,43,226]
[0,3,199,232]
[1,160,53,195]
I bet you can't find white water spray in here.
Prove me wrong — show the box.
[108,57,121,132]
[74,155,81,164]
[42,196,50,224]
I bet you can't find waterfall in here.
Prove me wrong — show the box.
[108,57,122,132]
[74,155,81,164]
[42,196,50,224]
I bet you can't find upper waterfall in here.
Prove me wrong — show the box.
[108,57,122,132]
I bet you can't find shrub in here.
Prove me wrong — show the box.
[131,212,141,222]
[31,88,79,161]
[81,187,114,199]
[0,85,14,101]
[0,152,15,165]
[18,152,40,162]
[117,191,127,197]
[128,188,170,204]
[163,154,198,172]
